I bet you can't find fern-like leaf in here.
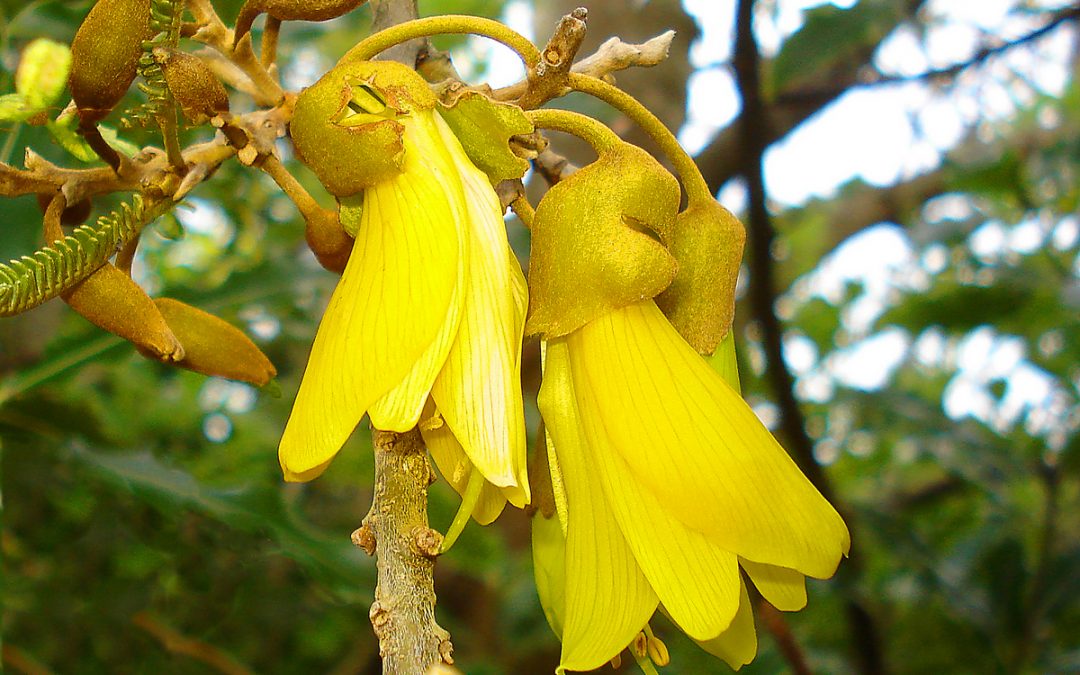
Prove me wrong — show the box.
[0,194,171,316]
[130,0,185,126]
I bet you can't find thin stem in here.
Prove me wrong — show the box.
[260,16,281,69]
[527,108,619,154]
[510,194,535,229]
[76,120,122,173]
[567,72,712,204]
[159,110,186,173]
[438,467,484,553]
[0,121,21,164]
[341,15,541,69]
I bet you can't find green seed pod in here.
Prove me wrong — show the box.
[150,298,276,386]
[63,262,185,362]
[655,200,746,355]
[290,60,436,197]
[69,0,154,122]
[154,48,229,124]
[234,0,368,46]
[525,141,680,339]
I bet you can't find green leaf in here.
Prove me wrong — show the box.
[769,1,895,96]
[437,90,533,182]
[15,37,72,110]
[46,112,141,163]
[0,92,38,122]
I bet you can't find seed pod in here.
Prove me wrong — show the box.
[63,262,186,362]
[154,48,229,124]
[36,195,92,226]
[69,0,154,122]
[150,298,276,386]
[234,0,368,47]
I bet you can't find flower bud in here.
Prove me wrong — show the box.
[63,262,184,362]
[149,298,276,386]
[69,0,154,122]
[234,0,368,47]
[525,141,679,338]
[154,48,229,124]
[654,199,745,354]
[290,60,436,197]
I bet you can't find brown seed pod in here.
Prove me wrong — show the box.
[150,298,277,386]
[154,48,230,124]
[36,195,93,226]
[234,0,368,47]
[69,0,154,122]
[64,262,186,361]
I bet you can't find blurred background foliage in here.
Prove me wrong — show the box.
[1,0,1078,673]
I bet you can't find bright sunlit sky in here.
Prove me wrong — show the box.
[174,0,1078,451]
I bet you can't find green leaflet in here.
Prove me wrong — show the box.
[131,0,185,125]
[0,194,171,316]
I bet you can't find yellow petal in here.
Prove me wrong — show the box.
[566,301,850,578]
[368,114,469,431]
[740,558,807,611]
[694,580,758,670]
[531,509,568,638]
[421,400,507,525]
[574,372,742,640]
[539,339,658,673]
[278,113,461,480]
[429,111,530,503]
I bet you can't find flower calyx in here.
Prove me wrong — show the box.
[525,140,680,339]
[290,60,437,197]
[436,87,534,183]
[655,199,746,355]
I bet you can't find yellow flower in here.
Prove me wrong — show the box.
[278,66,529,512]
[535,300,850,672]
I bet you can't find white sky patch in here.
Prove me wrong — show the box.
[679,67,740,154]
[827,328,910,390]
[454,0,531,87]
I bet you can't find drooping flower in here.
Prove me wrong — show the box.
[279,60,529,512]
[525,131,849,671]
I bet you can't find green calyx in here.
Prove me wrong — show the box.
[655,199,746,355]
[290,60,437,197]
[525,142,680,338]
[437,89,533,182]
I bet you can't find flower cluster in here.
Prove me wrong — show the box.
[280,57,849,673]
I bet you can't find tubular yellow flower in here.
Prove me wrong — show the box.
[535,301,850,673]
[278,62,529,511]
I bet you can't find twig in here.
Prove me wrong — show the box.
[494,30,675,103]
[757,599,813,675]
[732,1,885,673]
[363,429,454,675]
[132,612,254,675]
[261,16,282,68]
[515,7,589,110]
[775,5,1080,107]
[187,0,284,106]
[1,644,57,675]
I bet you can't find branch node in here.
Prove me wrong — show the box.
[352,522,377,555]
[411,526,443,558]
